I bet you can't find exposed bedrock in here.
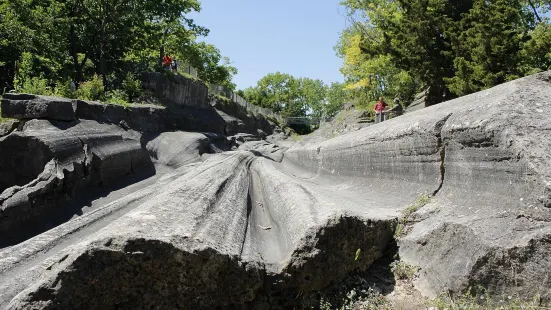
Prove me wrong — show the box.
[1,94,76,121]
[285,71,551,300]
[2,94,226,134]
[211,96,276,136]
[0,119,152,245]
[0,151,397,309]
[1,72,550,308]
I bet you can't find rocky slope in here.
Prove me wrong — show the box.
[0,72,550,309]
[285,71,551,301]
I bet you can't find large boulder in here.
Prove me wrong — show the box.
[144,132,211,168]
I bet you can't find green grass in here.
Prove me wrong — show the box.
[291,133,304,141]
[428,289,549,310]
[212,94,231,103]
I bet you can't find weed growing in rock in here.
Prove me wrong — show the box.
[394,194,432,238]
[319,288,391,310]
[291,133,304,142]
[213,94,231,104]
[390,261,419,280]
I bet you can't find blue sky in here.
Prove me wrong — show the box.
[189,1,347,90]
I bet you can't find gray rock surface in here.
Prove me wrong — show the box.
[237,140,285,162]
[211,96,276,135]
[285,71,551,300]
[141,72,211,108]
[0,150,398,309]
[0,120,19,137]
[1,72,551,308]
[145,132,210,167]
[1,94,76,121]
[0,119,152,242]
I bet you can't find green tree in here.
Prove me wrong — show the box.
[326,82,348,118]
[243,73,330,117]
[296,78,327,118]
[181,42,238,90]
[446,0,531,96]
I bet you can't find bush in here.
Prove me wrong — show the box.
[76,75,104,101]
[17,76,54,96]
[53,80,76,99]
[122,72,142,102]
[105,89,129,107]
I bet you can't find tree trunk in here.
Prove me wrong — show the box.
[527,0,542,23]
[99,0,107,88]
[70,23,84,85]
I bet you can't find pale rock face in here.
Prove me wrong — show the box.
[0,72,550,308]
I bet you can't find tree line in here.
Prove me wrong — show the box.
[337,0,551,107]
[0,0,237,102]
[240,72,345,119]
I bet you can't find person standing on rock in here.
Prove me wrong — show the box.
[162,54,172,70]
[374,97,388,123]
[171,58,178,73]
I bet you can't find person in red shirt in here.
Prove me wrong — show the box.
[162,54,172,69]
[374,97,388,123]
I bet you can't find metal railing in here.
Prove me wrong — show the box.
[285,117,321,125]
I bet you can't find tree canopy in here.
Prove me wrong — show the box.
[0,0,237,92]
[242,72,342,118]
[338,0,551,106]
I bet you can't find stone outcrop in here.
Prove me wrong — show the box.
[2,94,226,134]
[141,72,279,135]
[141,72,211,108]
[0,119,152,243]
[285,71,551,300]
[1,72,550,309]
[211,96,276,135]
[1,94,76,121]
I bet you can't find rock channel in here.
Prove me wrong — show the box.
[0,72,550,308]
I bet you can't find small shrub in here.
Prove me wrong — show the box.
[17,76,54,96]
[395,194,432,238]
[390,261,419,280]
[213,94,231,104]
[319,288,391,310]
[76,75,105,101]
[53,80,77,99]
[121,73,142,102]
[105,89,130,107]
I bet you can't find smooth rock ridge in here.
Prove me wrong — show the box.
[285,71,551,300]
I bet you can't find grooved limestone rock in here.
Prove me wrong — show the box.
[286,71,551,300]
[0,119,152,243]
[1,72,551,308]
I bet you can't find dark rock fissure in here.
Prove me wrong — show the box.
[432,113,452,196]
